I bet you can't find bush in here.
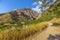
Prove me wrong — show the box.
[53,22,60,26]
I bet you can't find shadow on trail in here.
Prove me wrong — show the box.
[48,34,60,40]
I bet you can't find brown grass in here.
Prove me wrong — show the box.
[0,22,48,40]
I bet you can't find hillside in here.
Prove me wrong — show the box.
[25,20,60,40]
[41,0,60,19]
[0,8,41,28]
[24,0,60,40]
[0,0,60,40]
[0,8,39,23]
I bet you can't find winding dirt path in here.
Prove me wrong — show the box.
[25,26,60,40]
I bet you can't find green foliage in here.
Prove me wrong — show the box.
[35,0,55,11]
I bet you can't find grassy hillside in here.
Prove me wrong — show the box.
[0,22,48,40]
[0,0,60,40]
[0,0,60,28]
[24,0,60,24]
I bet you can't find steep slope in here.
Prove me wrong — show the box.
[0,8,39,24]
[24,0,60,40]
[33,0,60,24]
[25,22,60,40]
[0,0,59,40]
[41,0,60,18]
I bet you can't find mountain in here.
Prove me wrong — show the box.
[0,0,60,26]
[0,0,60,40]
[0,8,40,24]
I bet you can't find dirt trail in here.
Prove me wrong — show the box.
[25,26,60,40]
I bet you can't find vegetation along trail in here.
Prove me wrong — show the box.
[25,22,60,40]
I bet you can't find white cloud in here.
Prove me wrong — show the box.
[54,0,57,3]
[32,1,42,13]
[33,2,37,5]
[13,9,17,10]
[32,7,41,13]
[38,1,42,5]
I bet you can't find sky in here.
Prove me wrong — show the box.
[0,0,56,13]
[0,0,36,13]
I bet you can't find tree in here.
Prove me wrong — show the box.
[35,0,56,12]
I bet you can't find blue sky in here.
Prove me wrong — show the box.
[0,0,35,13]
[0,0,56,13]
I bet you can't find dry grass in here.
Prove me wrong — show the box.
[50,18,60,23]
[0,22,48,40]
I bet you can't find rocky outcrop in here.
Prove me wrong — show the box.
[0,8,40,23]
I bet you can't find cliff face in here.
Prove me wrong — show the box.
[0,8,39,23]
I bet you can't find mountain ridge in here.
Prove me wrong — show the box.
[0,8,40,24]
